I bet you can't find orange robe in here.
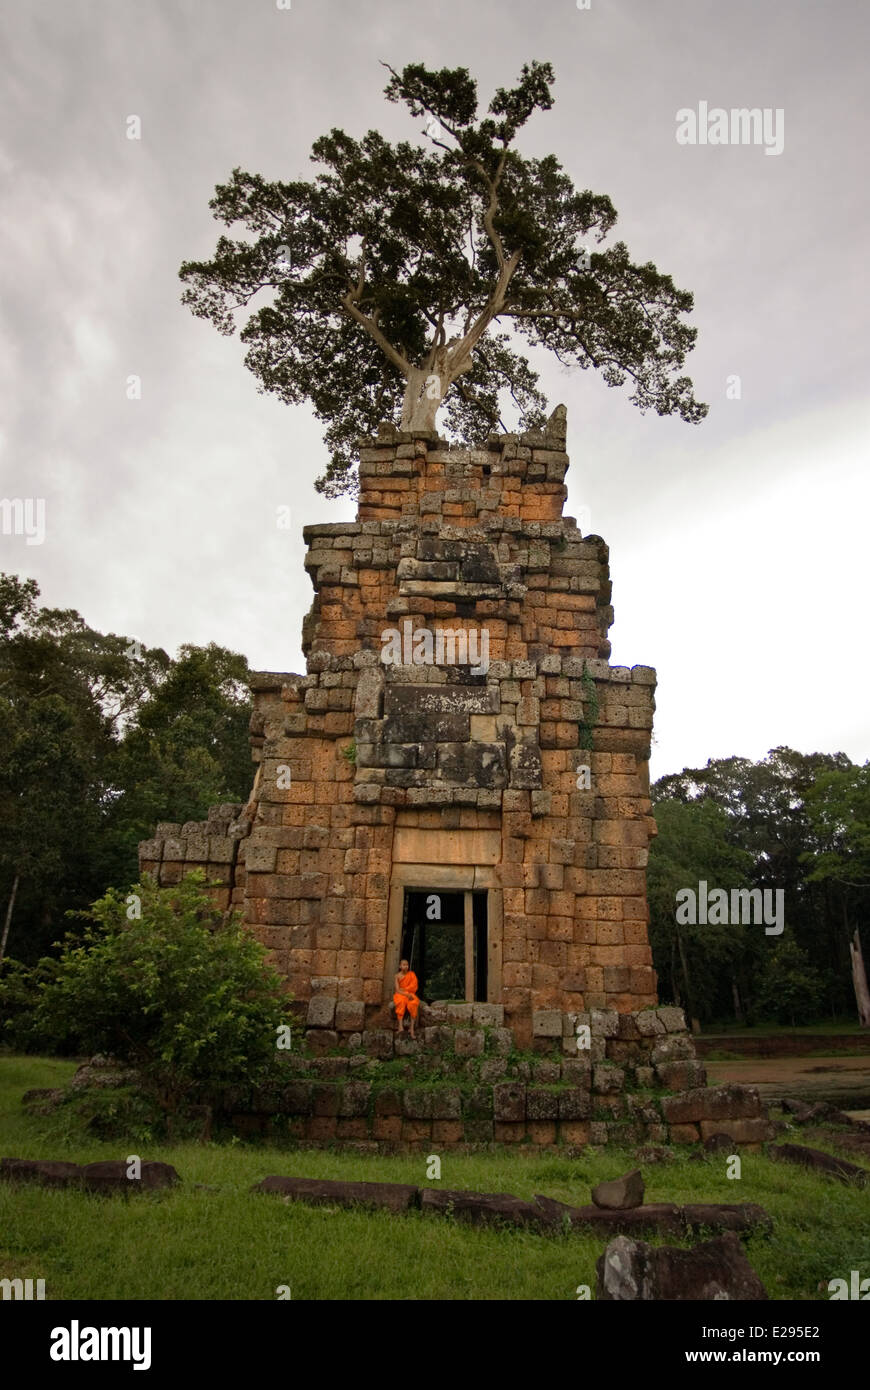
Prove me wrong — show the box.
[393,971,419,1020]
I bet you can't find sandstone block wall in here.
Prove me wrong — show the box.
[138,803,247,912]
[140,408,660,1045]
[221,1007,774,1153]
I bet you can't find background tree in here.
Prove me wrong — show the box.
[753,938,827,1028]
[111,642,253,849]
[647,798,754,1023]
[803,762,870,1025]
[179,59,707,497]
[0,574,252,965]
[652,747,865,1025]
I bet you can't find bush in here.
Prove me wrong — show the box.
[0,956,65,1054]
[753,938,826,1026]
[30,872,292,1123]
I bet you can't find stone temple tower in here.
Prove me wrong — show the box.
[140,406,659,1048]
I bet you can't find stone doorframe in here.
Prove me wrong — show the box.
[384,864,503,1006]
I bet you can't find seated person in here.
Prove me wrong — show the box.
[392,959,420,1039]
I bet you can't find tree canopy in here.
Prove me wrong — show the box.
[0,573,252,965]
[179,59,707,497]
[650,748,870,1026]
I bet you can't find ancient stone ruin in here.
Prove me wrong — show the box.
[139,407,770,1149]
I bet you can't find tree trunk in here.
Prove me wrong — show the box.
[849,927,870,1027]
[0,872,20,964]
[731,976,744,1024]
[399,344,473,432]
[400,367,443,430]
[675,923,693,1020]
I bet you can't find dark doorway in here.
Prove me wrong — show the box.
[400,889,487,1002]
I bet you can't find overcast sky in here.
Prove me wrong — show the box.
[1,0,867,781]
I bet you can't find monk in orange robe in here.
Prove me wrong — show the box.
[393,959,420,1038]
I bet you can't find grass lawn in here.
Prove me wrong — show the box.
[1,1054,868,1300]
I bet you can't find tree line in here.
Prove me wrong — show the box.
[2,570,868,1030]
[649,750,870,1028]
[0,573,252,966]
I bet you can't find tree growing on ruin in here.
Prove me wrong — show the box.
[180,60,707,497]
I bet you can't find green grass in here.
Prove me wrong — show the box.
[1,1055,868,1300]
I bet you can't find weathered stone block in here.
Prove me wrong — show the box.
[561,1059,592,1086]
[634,1009,666,1037]
[334,1000,365,1032]
[590,1009,620,1038]
[650,1036,696,1065]
[471,1003,504,1027]
[338,1082,372,1118]
[661,1084,762,1126]
[526,1087,559,1121]
[255,1176,418,1213]
[655,1061,707,1091]
[493,1082,526,1122]
[593,1064,624,1094]
[479,1059,508,1083]
[668,1122,700,1143]
[591,1169,644,1211]
[362,1029,394,1060]
[699,1118,774,1145]
[656,1006,687,1033]
[422,1026,454,1053]
[489,1029,513,1056]
[81,1160,180,1194]
[558,1088,592,1120]
[306,996,336,1029]
[596,1231,768,1301]
[532,1010,562,1038]
[421,1188,543,1229]
[531,1060,561,1083]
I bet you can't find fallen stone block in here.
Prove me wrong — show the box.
[596,1231,768,1301]
[681,1203,773,1237]
[21,1088,66,1114]
[661,1084,762,1125]
[81,1160,180,1192]
[534,1197,683,1237]
[591,1168,644,1210]
[421,1187,545,1229]
[780,1097,813,1122]
[254,1176,419,1213]
[768,1144,869,1186]
[0,1158,82,1188]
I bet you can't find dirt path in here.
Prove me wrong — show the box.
[705,1054,870,1107]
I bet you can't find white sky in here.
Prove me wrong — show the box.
[1,0,867,781]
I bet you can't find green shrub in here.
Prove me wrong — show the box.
[754,938,826,1026]
[0,957,65,1053]
[30,872,292,1122]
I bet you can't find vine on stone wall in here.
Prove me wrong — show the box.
[578,662,599,752]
